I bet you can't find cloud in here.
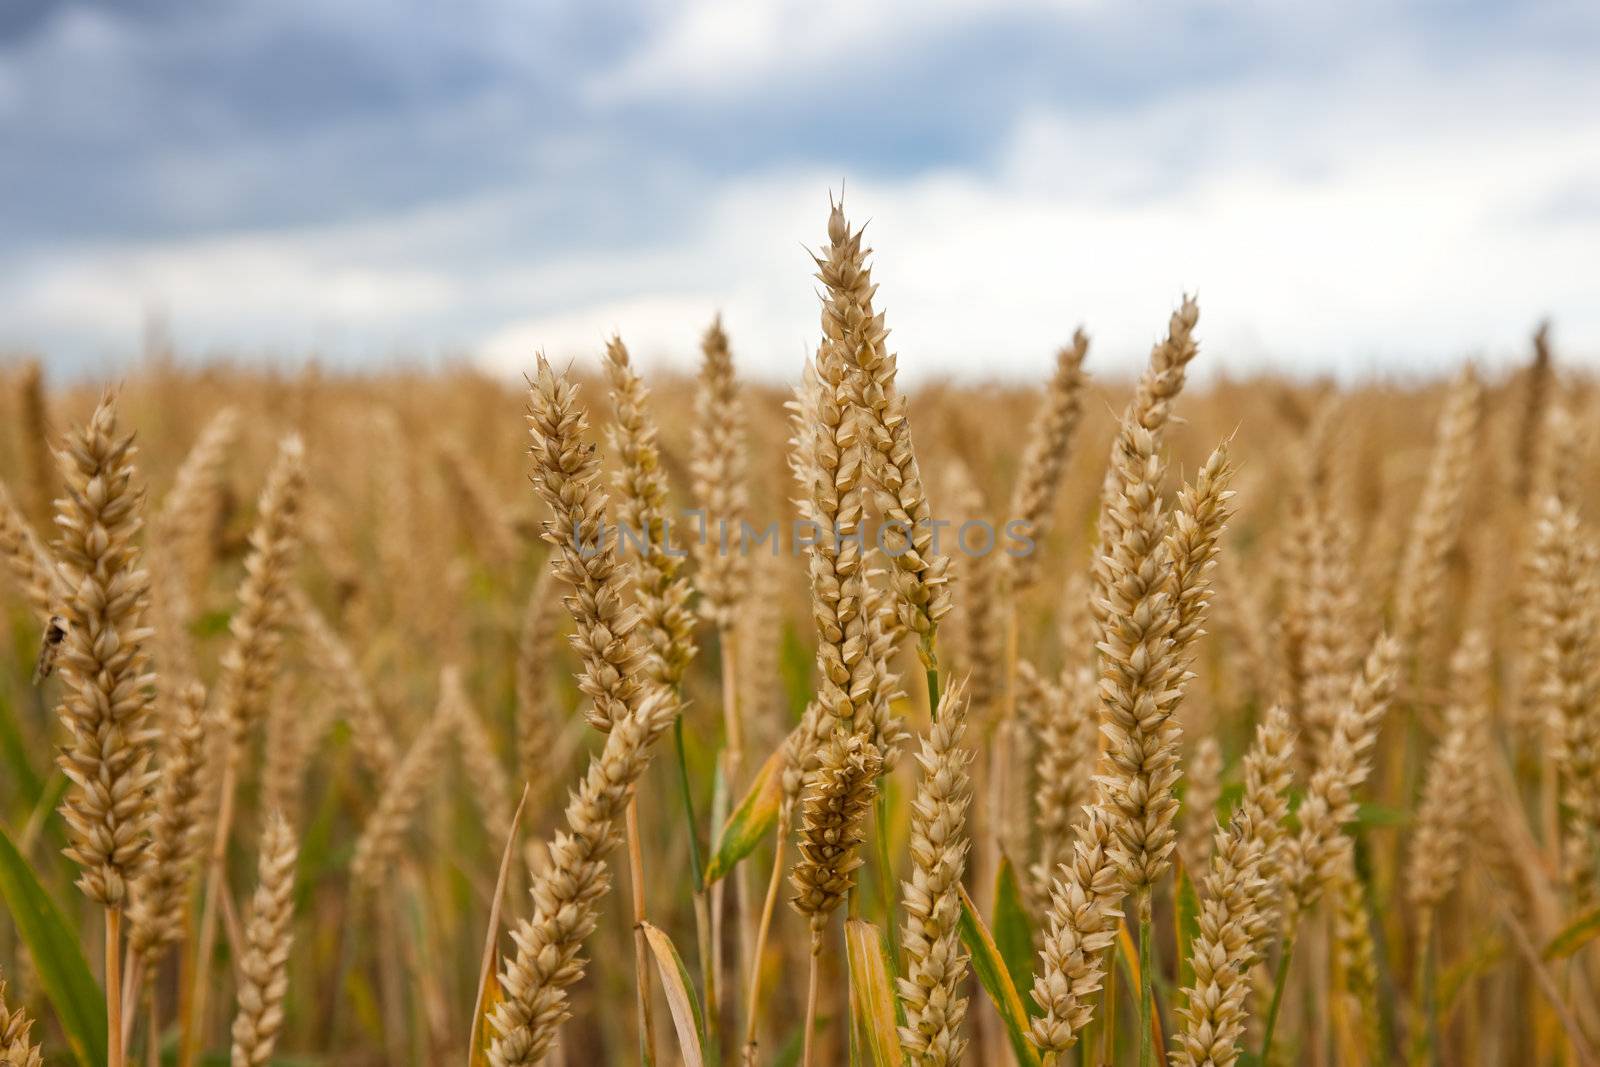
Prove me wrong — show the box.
[2,2,1597,379]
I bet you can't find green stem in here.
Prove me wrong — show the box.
[674,715,705,885]
[674,713,718,1046]
[1137,890,1154,1067]
[875,788,901,976]
[1260,934,1297,1064]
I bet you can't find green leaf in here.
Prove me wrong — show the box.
[845,919,904,1067]
[704,745,784,886]
[1544,905,1600,960]
[1176,861,1203,991]
[957,884,1043,1067]
[991,854,1037,1015]
[0,826,107,1067]
[641,922,714,1067]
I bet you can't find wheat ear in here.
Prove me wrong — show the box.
[0,973,43,1067]
[791,732,883,932]
[1408,631,1490,919]
[292,589,396,780]
[186,435,305,1067]
[792,731,882,1067]
[1031,665,1096,897]
[515,568,566,787]
[525,354,642,734]
[604,335,698,699]
[129,681,208,967]
[451,682,516,856]
[155,405,239,607]
[1006,329,1091,594]
[1526,496,1600,898]
[817,200,951,648]
[1393,366,1482,652]
[1170,706,1295,1067]
[487,684,679,1067]
[1180,738,1223,877]
[1283,635,1402,915]
[229,812,298,1067]
[690,315,750,630]
[349,670,459,892]
[1028,806,1125,1058]
[17,359,54,526]
[899,680,974,1067]
[0,479,65,623]
[51,394,159,908]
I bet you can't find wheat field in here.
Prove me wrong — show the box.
[0,198,1592,1067]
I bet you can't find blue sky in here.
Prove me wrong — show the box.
[3,0,1598,382]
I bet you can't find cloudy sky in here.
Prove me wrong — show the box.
[3,0,1597,383]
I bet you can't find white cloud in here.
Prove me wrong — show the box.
[586,0,1087,103]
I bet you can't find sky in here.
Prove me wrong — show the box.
[2,0,1598,384]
